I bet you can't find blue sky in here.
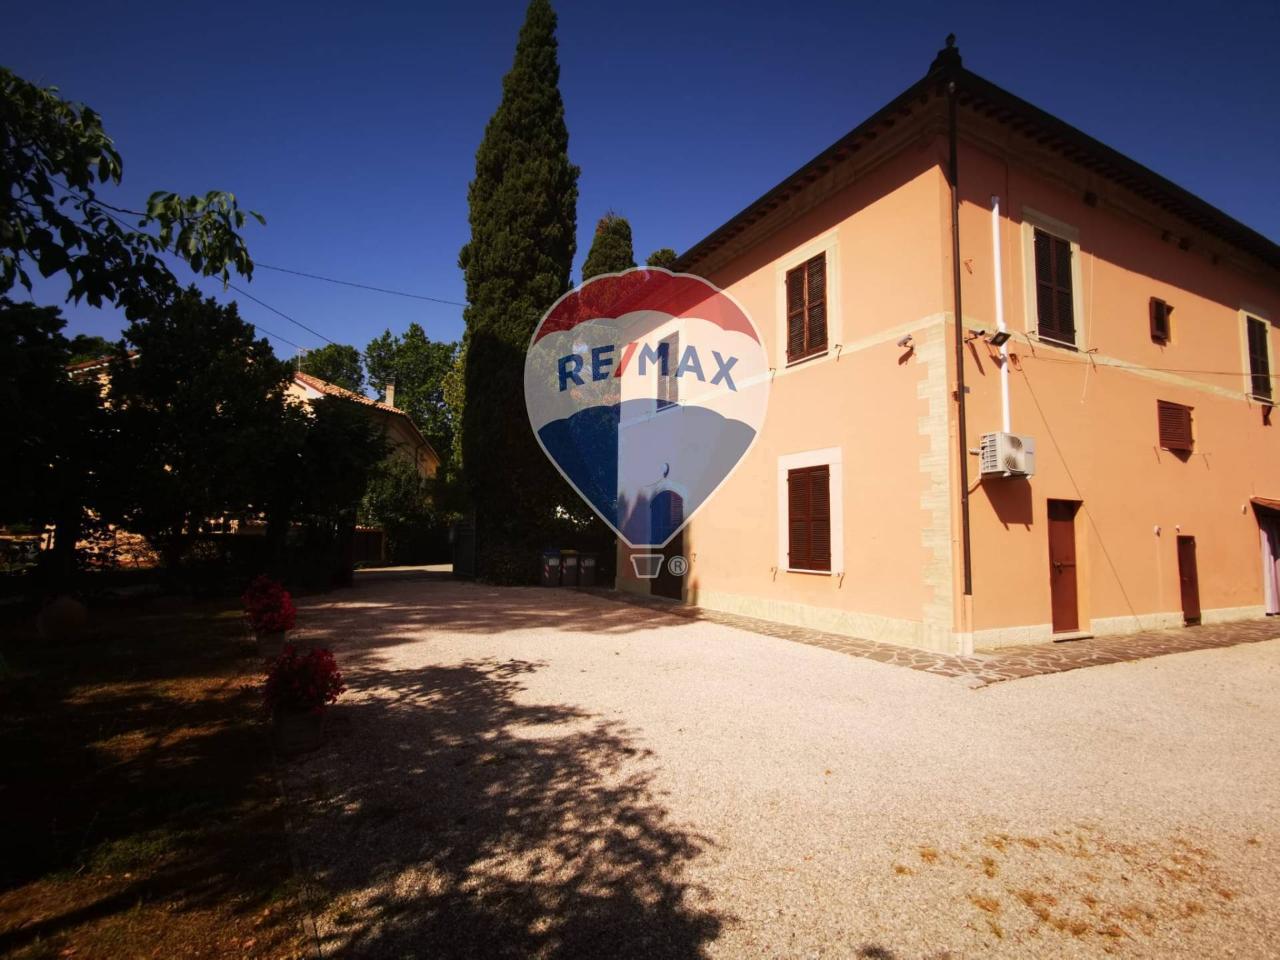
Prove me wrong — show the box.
[6,0,1278,363]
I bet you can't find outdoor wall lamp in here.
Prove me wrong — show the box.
[986,330,1012,348]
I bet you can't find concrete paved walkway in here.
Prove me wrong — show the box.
[281,574,1280,959]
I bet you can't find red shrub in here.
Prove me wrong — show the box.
[242,575,297,634]
[263,645,345,715]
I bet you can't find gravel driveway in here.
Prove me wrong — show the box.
[282,572,1280,959]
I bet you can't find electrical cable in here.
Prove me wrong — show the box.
[255,262,466,307]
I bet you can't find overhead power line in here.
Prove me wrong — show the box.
[226,282,338,346]
[255,262,466,307]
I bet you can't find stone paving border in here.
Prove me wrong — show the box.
[582,588,1280,688]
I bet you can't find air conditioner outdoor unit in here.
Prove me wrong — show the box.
[980,432,1036,478]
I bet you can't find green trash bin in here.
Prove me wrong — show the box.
[560,549,579,587]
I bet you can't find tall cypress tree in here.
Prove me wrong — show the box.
[459,0,580,580]
[581,212,636,281]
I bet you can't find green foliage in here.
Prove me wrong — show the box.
[359,457,445,563]
[441,339,468,472]
[300,342,364,393]
[581,212,636,281]
[67,333,116,364]
[294,396,388,525]
[0,298,107,581]
[1,66,263,316]
[364,323,458,459]
[103,288,294,559]
[646,248,679,270]
[459,0,581,579]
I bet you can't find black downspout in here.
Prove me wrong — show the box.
[947,76,974,599]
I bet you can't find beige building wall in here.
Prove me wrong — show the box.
[954,139,1280,647]
[618,125,1280,655]
[618,145,967,651]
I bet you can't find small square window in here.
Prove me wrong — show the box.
[1157,400,1193,452]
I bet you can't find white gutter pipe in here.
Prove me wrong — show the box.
[992,195,1011,433]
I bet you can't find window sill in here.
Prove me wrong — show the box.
[786,567,832,576]
[785,350,829,368]
[1250,394,1274,406]
[1031,333,1079,352]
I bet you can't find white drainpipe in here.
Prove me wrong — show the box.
[992,195,1011,433]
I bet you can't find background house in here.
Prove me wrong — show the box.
[617,42,1280,654]
[289,371,440,481]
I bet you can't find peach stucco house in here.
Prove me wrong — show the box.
[288,372,440,481]
[616,41,1280,654]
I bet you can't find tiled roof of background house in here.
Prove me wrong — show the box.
[291,371,439,463]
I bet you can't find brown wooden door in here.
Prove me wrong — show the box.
[1177,536,1201,625]
[1047,500,1080,633]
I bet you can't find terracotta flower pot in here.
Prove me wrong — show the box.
[272,709,325,756]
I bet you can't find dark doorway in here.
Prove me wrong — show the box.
[1047,499,1081,634]
[1256,506,1280,615]
[1177,535,1201,625]
[650,491,684,601]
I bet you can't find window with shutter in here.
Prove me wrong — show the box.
[786,464,831,571]
[1157,400,1193,452]
[784,254,829,363]
[1033,229,1076,345]
[656,332,679,409]
[1247,316,1272,403]
[1149,297,1171,343]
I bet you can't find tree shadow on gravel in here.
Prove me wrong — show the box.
[283,656,726,959]
[292,577,691,653]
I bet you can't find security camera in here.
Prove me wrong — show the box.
[896,334,914,348]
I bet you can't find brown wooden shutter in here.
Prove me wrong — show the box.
[785,265,806,362]
[787,465,831,571]
[806,255,828,354]
[1247,316,1272,402]
[1033,229,1076,345]
[787,468,811,568]
[784,254,828,363]
[1157,400,1193,452]
[1149,297,1171,343]
[808,465,831,570]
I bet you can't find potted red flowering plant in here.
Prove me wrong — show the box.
[264,644,345,754]
[242,575,297,656]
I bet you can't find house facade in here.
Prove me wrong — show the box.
[616,43,1280,654]
[289,372,440,481]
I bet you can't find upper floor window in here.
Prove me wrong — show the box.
[785,254,827,363]
[1033,228,1076,346]
[656,332,679,410]
[1150,297,1172,344]
[1157,400,1193,452]
[1246,315,1272,403]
